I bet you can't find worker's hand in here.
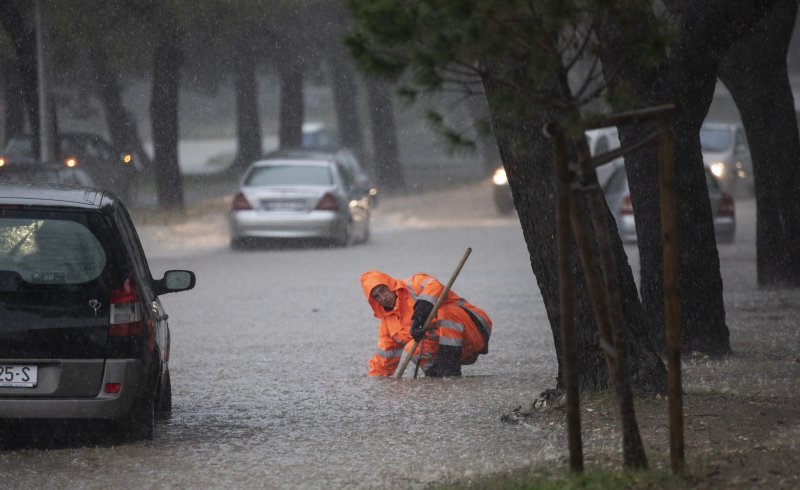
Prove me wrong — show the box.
[412,299,434,325]
[410,320,426,342]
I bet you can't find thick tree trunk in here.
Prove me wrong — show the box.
[482,74,666,394]
[232,35,262,172]
[150,27,184,211]
[718,0,800,287]
[366,80,405,191]
[278,61,304,149]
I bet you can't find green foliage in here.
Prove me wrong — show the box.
[346,0,671,143]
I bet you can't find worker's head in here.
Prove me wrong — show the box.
[361,270,400,313]
[369,284,397,311]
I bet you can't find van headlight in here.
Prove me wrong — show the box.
[492,167,508,186]
[709,162,725,178]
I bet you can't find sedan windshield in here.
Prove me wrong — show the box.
[245,165,332,187]
[700,128,733,152]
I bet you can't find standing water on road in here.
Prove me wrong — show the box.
[1,195,567,488]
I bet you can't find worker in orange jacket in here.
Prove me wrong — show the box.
[361,270,493,377]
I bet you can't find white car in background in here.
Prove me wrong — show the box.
[700,122,752,195]
[492,127,623,214]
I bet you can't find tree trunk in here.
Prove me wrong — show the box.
[150,22,184,211]
[481,73,666,394]
[232,34,262,172]
[0,1,40,153]
[718,0,800,287]
[3,62,26,141]
[88,44,152,170]
[366,79,405,191]
[594,1,781,355]
[330,55,364,155]
[278,60,304,149]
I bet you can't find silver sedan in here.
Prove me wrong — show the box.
[603,163,736,244]
[229,157,370,248]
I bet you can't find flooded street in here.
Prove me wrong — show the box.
[1,188,566,488]
[0,183,767,488]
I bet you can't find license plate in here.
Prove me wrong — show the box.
[0,365,38,387]
[261,199,305,211]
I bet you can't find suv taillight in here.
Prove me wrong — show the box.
[315,193,338,211]
[718,192,735,217]
[109,277,144,337]
[232,192,253,210]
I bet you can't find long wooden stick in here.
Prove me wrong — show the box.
[394,247,472,379]
[658,115,684,475]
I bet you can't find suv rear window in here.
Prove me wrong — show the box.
[0,217,106,284]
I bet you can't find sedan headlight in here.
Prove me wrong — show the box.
[492,167,508,186]
[709,162,725,178]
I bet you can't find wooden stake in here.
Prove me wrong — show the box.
[659,115,684,475]
[552,126,584,473]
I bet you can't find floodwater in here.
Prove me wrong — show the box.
[0,186,566,488]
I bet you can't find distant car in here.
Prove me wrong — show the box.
[302,122,339,149]
[0,160,96,187]
[491,127,623,214]
[0,133,139,203]
[229,153,371,248]
[603,165,735,243]
[700,122,752,195]
[0,182,196,441]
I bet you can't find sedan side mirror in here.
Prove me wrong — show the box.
[153,270,196,296]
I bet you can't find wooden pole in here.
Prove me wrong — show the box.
[394,247,472,379]
[575,135,648,470]
[551,125,583,473]
[658,116,684,475]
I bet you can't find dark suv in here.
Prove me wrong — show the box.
[0,182,195,440]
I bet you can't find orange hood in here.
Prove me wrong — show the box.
[360,270,404,318]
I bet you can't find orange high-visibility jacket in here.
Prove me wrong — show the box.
[360,270,491,376]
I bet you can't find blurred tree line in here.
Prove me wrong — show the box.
[0,0,428,210]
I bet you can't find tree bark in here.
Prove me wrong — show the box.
[366,79,405,191]
[232,34,262,172]
[150,16,184,211]
[718,0,800,287]
[481,72,666,394]
[278,60,304,149]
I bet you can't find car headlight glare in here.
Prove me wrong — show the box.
[709,162,725,178]
[492,167,508,186]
